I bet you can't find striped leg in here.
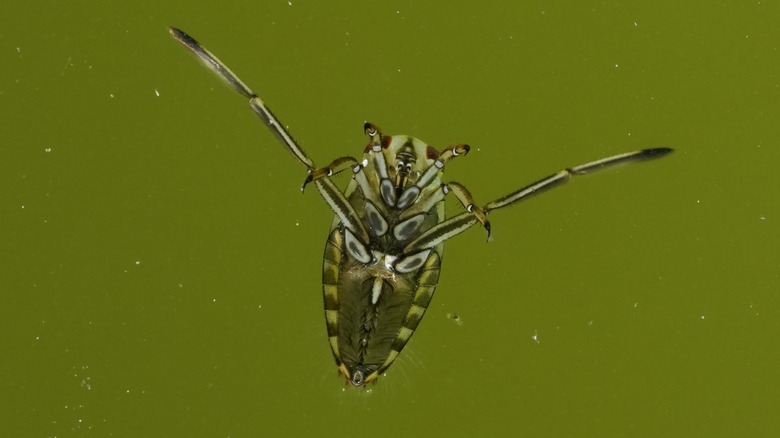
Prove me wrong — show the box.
[484,147,673,211]
[169,27,313,170]
[394,143,471,210]
[403,147,673,254]
[396,144,472,220]
[170,27,370,243]
[302,156,360,191]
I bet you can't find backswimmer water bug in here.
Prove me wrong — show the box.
[169,27,673,387]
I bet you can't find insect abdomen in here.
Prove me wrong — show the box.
[322,227,442,386]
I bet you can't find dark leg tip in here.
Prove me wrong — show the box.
[301,174,313,193]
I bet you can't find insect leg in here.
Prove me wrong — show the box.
[403,211,479,254]
[169,27,314,170]
[398,184,448,220]
[397,181,489,236]
[351,159,389,218]
[395,141,475,220]
[302,156,359,191]
[363,123,399,207]
[395,144,471,209]
[447,182,491,239]
[170,27,371,243]
[403,147,672,254]
[399,181,489,252]
[437,144,472,162]
[484,148,673,212]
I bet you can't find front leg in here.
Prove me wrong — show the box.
[302,156,360,192]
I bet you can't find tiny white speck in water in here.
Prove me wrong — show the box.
[446,312,464,326]
[700,315,705,320]
[759,215,766,220]
[288,1,292,5]
[17,47,21,53]
[21,205,25,209]
[45,147,52,152]
[109,93,115,98]
[154,89,160,97]
[531,330,539,343]
[135,260,141,265]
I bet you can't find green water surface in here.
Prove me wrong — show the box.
[2,1,779,436]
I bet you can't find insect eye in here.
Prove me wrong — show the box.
[405,163,413,171]
[396,161,405,170]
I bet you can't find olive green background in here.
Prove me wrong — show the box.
[2,1,778,436]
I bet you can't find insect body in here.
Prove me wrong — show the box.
[169,27,672,386]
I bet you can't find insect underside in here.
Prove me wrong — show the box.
[170,27,673,387]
